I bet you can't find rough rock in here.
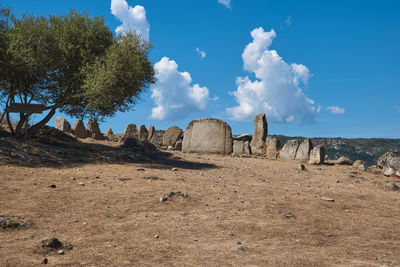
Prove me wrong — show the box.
[151,130,165,147]
[309,145,325,165]
[377,152,400,171]
[148,125,155,142]
[233,140,244,156]
[175,141,183,151]
[266,137,280,159]
[244,141,251,155]
[55,117,71,133]
[335,156,353,165]
[105,128,114,141]
[385,181,399,191]
[162,126,183,148]
[72,120,88,139]
[234,134,252,142]
[295,138,313,162]
[353,160,366,169]
[138,125,149,142]
[87,120,104,140]
[123,124,138,141]
[280,140,299,160]
[41,237,63,249]
[358,165,367,171]
[230,245,248,251]
[396,170,400,178]
[160,191,188,202]
[250,113,268,155]
[182,118,233,155]
[384,167,394,176]
[0,216,25,229]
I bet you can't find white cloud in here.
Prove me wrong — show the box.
[286,16,292,26]
[150,57,210,120]
[327,106,345,114]
[227,27,319,123]
[111,0,150,40]
[218,0,231,9]
[196,48,207,59]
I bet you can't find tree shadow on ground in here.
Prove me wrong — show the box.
[0,127,218,171]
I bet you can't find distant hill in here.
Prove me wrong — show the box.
[271,135,400,166]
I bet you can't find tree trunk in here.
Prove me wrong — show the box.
[24,108,57,139]
[6,112,15,136]
[15,113,28,138]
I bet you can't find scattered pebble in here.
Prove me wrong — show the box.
[321,197,335,202]
[230,245,248,251]
[279,210,295,219]
[171,168,178,171]
[49,184,56,188]
[78,182,85,186]
[155,234,160,238]
[299,164,306,171]
[137,168,145,171]
[229,231,234,236]
[41,237,63,249]
[160,191,188,202]
[41,258,48,264]
[385,181,399,191]
[57,249,64,255]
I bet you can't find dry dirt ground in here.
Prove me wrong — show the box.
[1,140,400,266]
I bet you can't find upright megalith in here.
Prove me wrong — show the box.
[250,113,268,155]
[72,120,88,139]
[55,117,71,133]
[87,119,104,140]
[233,140,245,156]
[182,118,233,155]
[162,126,183,148]
[151,130,165,147]
[123,124,138,141]
[266,136,281,159]
[280,139,299,160]
[295,138,313,161]
[105,128,114,141]
[138,125,149,142]
[309,145,325,164]
[148,125,155,142]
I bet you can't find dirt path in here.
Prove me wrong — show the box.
[1,151,400,266]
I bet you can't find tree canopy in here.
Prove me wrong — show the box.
[0,9,155,138]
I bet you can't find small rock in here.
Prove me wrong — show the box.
[155,234,160,238]
[228,231,234,236]
[137,168,145,171]
[49,184,56,188]
[42,258,48,264]
[279,210,295,218]
[335,156,352,165]
[385,181,399,191]
[171,168,178,171]
[160,191,188,202]
[230,245,248,251]
[41,237,63,249]
[321,197,335,202]
[396,170,400,178]
[358,165,367,171]
[299,164,306,171]
[384,167,394,177]
[167,146,174,151]
[57,249,64,255]
[78,182,85,186]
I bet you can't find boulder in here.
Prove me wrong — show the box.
[295,138,313,162]
[353,160,366,169]
[233,140,244,156]
[138,125,149,142]
[123,124,138,141]
[234,134,252,142]
[148,125,155,142]
[151,130,165,147]
[87,120,104,140]
[358,164,367,171]
[182,118,233,155]
[266,137,280,159]
[309,145,326,165]
[396,170,400,178]
[250,113,268,155]
[335,156,352,165]
[384,167,394,176]
[280,140,299,160]
[72,120,88,139]
[55,117,71,132]
[105,128,114,141]
[162,126,183,148]
[244,141,251,155]
[377,152,400,171]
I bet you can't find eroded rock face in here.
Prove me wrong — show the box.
[162,126,183,148]
[295,139,313,162]
[377,152,400,171]
[233,140,244,156]
[87,120,104,140]
[138,125,149,142]
[55,117,71,133]
[148,125,155,142]
[182,118,233,155]
[72,120,88,139]
[266,137,280,159]
[151,130,165,147]
[250,113,268,155]
[123,124,138,141]
[105,128,114,141]
[309,145,326,165]
[280,140,299,160]
[335,156,352,165]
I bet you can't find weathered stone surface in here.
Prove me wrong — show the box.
[234,134,252,142]
[353,160,366,169]
[396,170,400,178]
[175,141,183,151]
[309,145,326,165]
[385,181,399,191]
[148,125,155,142]
[250,113,268,155]
[72,120,88,139]
[384,167,394,176]
[233,140,244,156]
[162,126,183,147]
[182,118,233,155]
[55,117,71,133]
[244,141,251,155]
[123,124,138,141]
[266,137,280,159]
[377,152,400,171]
[151,130,165,147]
[295,139,313,162]
[138,125,149,142]
[358,164,367,171]
[280,140,299,160]
[105,128,114,141]
[87,120,104,140]
[335,156,352,165]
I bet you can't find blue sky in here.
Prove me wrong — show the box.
[2,0,400,138]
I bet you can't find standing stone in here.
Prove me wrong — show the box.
[175,141,183,151]
[72,120,88,139]
[309,145,326,165]
[87,120,104,140]
[138,125,149,142]
[250,113,268,155]
[377,152,400,171]
[123,124,138,141]
[182,118,233,155]
[233,140,244,156]
[55,117,71,133]
[151,130,165,147]
[105,128,114,141]
[266,137,281,159]
[162,126,183,148]
[295,138,313,162]
[148,125,155,142]
[280,140,299,160]
[244,141,251,155]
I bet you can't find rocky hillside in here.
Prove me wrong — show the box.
[272,135,400,166]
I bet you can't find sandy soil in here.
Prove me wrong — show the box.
[1,144,400,266]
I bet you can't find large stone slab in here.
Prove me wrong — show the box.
[72,120,88,139]
[87,120,104,140]
[309,145,325,164]
[162,126,183,147]
[280,139,299,160]
[233,140,244,156]
[295,138,313,161]
[182,118,233,155]
[148,125,155,142]
[266,136,280,159]
[250,113,268,155]
[151,130,165,147]
[138,125,149,142]
[123,124,138,141]
[55,117,71,133]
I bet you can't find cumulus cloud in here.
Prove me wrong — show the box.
[150,57,210,120]
[196,47,207,59]
[327,106,345,114]
[227,27,319,123]
[111,0,150,40]
[218,0,231,9]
